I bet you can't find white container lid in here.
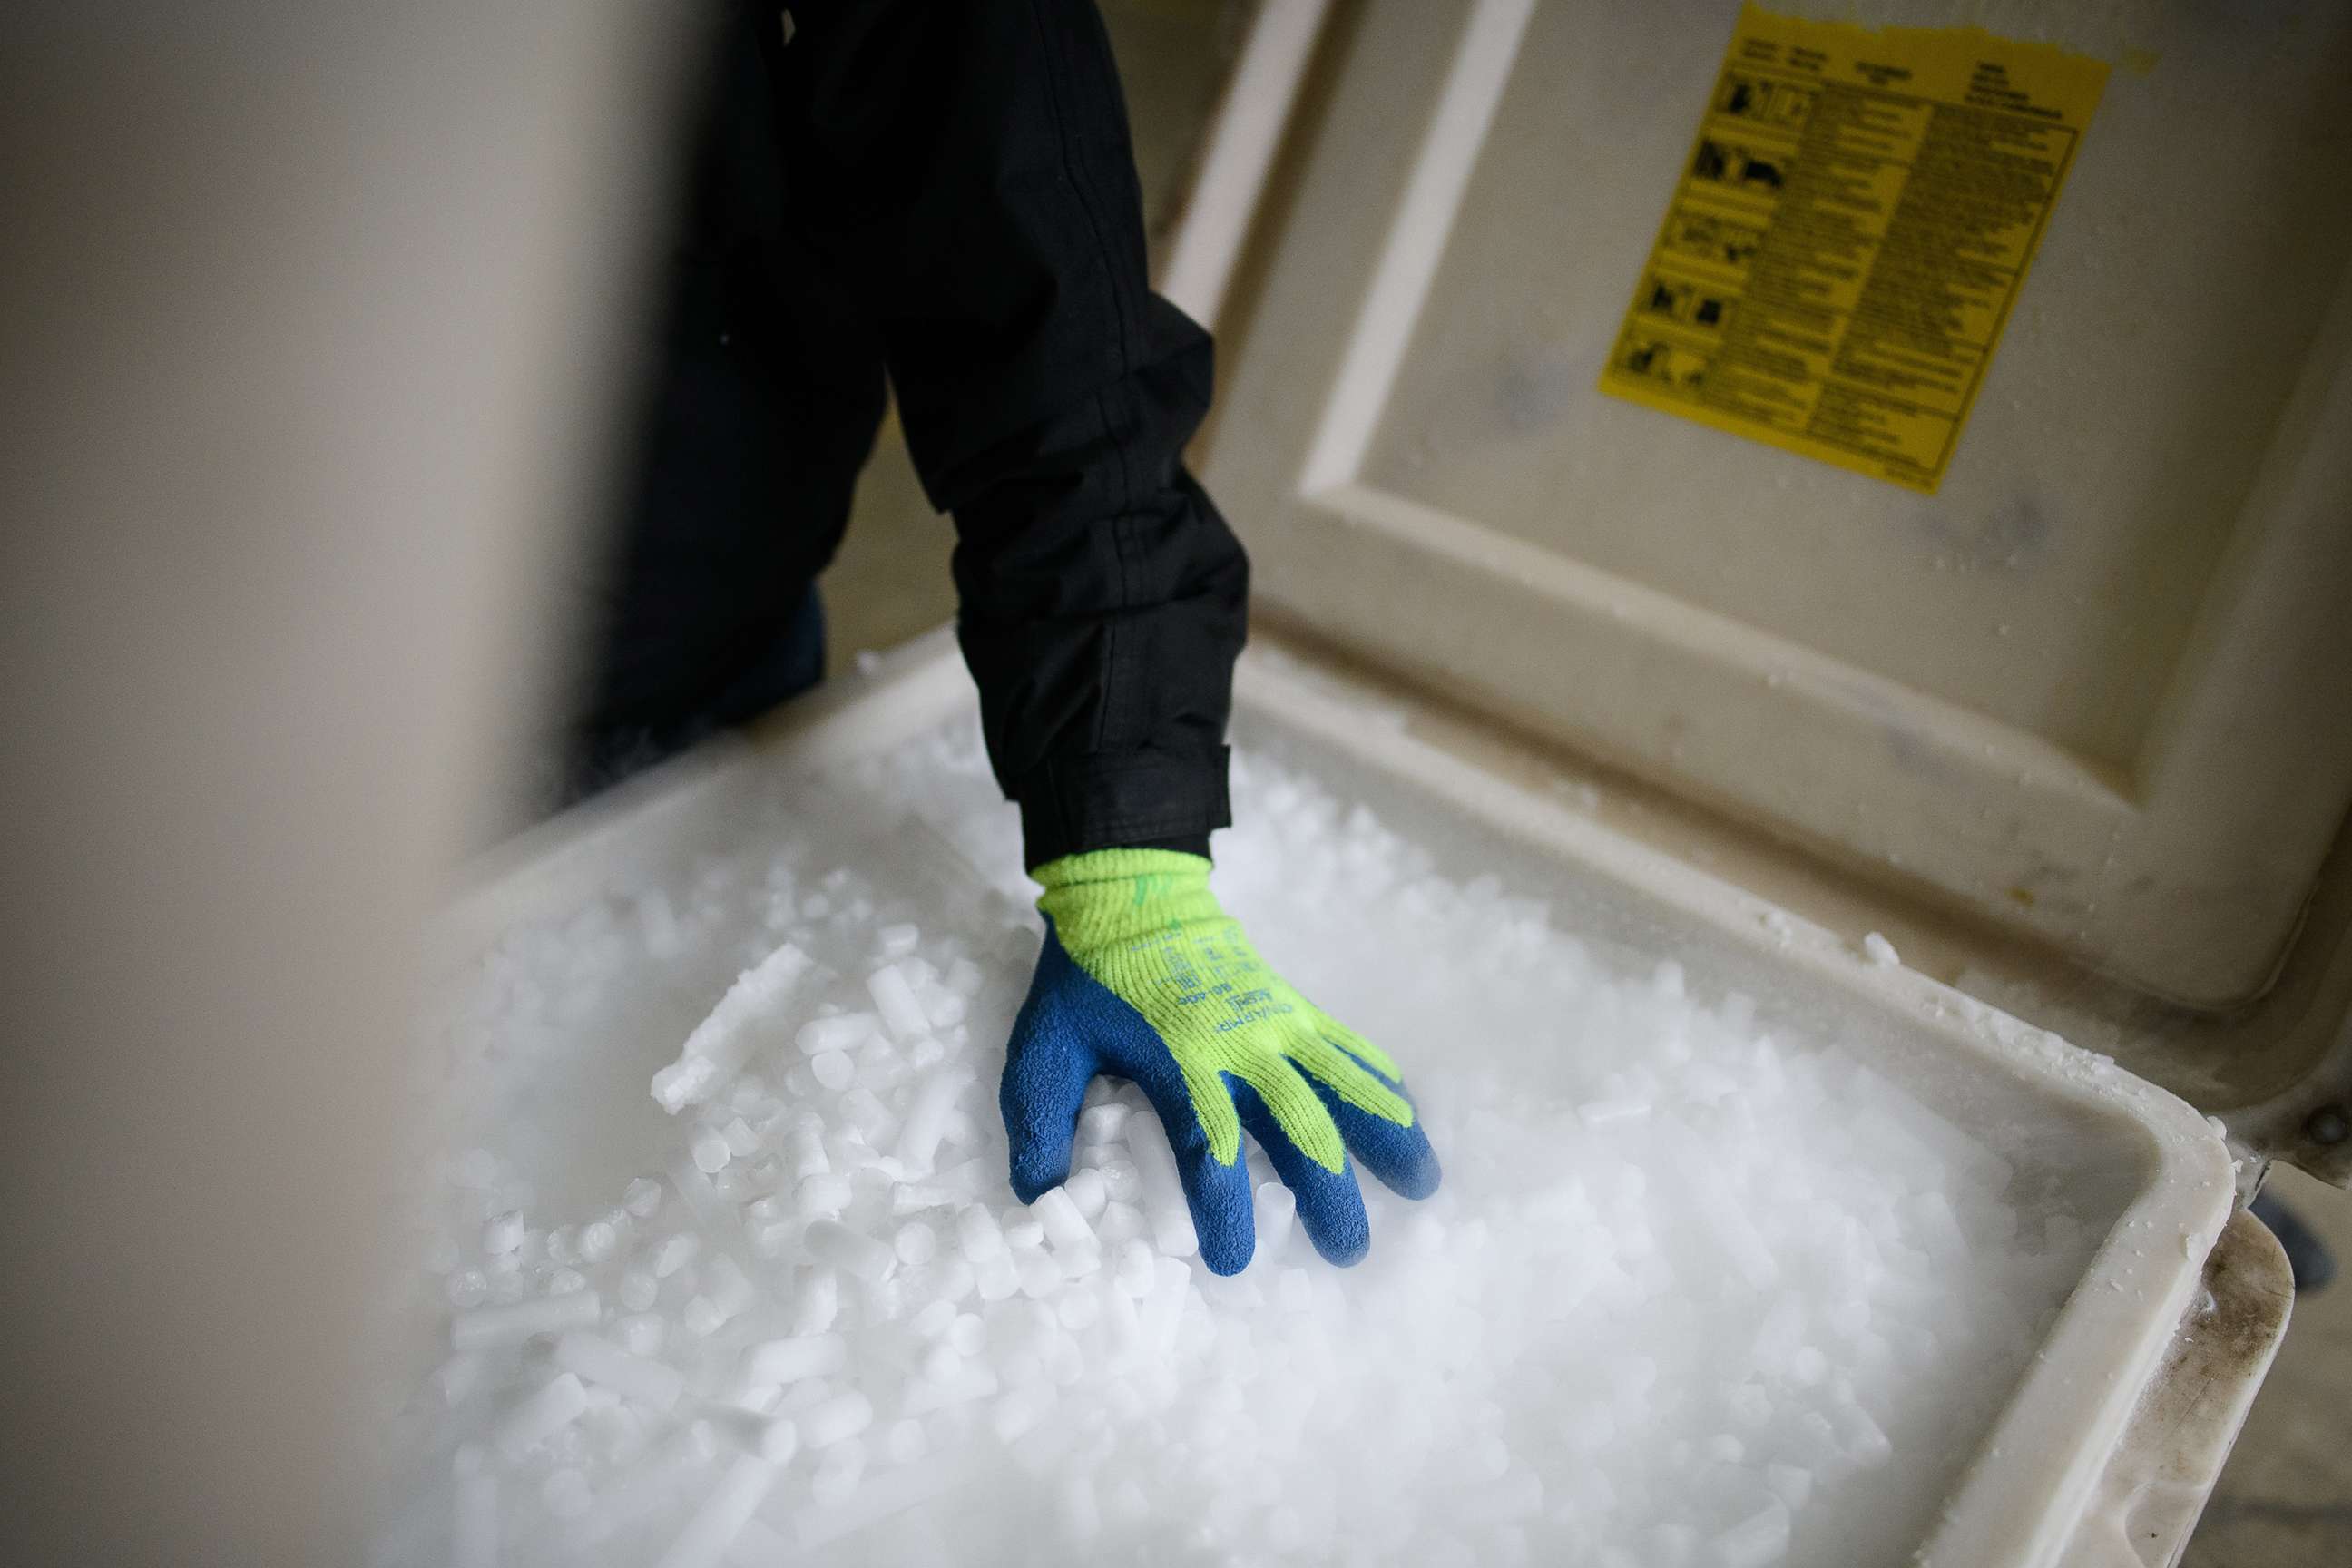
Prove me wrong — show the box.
[1191,0,2352,1010]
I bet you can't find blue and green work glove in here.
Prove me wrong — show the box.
[1000,848,1441,1273]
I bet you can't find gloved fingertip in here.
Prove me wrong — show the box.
[1234,1081,1372,1269]
[1292,1180,1371,1267]
[1308,1219,1370,1269]
[1318,1087,1445,1201]
[998,1034,1095,1209]
[1185,1167,1257,1277]
[1198,1228,1255,1277]
[1376,1128,1442,1200]
[1004,1158,1063,1208]
[1389,1152,1442,1202]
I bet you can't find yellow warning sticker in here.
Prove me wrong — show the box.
[1598,5,2108,492]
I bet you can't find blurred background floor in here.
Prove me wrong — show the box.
[811,9,2352,1566]
[2183,1165,2352,1568]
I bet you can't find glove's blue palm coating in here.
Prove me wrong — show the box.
[999,850,1440,1275]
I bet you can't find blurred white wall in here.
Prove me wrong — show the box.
[0,4,694,1561]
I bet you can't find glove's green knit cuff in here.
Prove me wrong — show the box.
[1033,846,1210,888]
[1033,849,1221,954]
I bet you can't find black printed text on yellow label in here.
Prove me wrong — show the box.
[1599,5,2109,492]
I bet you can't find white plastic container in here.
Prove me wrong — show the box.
[431,3,2348,1561]
[436,630,2269,1567]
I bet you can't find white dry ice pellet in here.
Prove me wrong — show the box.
[896,1068,966,1172]
[1064,1166,1107,1220]
[1112,1239,1157,1298]
[796,1172,853,1217]
[883,1417,927,1464]
[975,1254,1020,1302]
[800,1390,873,1449]
[702,1255,754,1319]
[482,1210,525,1256]
[811,1439,867,1508]
[615,1313,665,1358]
[652,1232,697,1279]
[1098,1158,1141,1205]
[1278,1267,1314,1315]
[1252,1182,1297,1262]
[895,1221,938,1266]
[1075,1102,1131,1146]
[622,1177,664,1218]
[450,1452,496,1568]
[653,1453,778,1568]
[493,1372,588,1461]
[1016,1249,1061,1299]
[542,1466,593,1520]
[1032,1186,1094,1251]
[804,1220,896,1285]
[797,1013,874,1056]
[579,1218,622,1263]
[794,1269,841,1336]
[867,965,931,1044]
[788,1122,830,1180]
[741,1334,847,1387]
[554,1332,683,1411]
[1767,1462,1813,1511]
[1710,1499,1792,1568]
[1122,1121,1198,1260]
[431,1352,485,1406]
[650,943,811,1113]
[449,1289,602,1351]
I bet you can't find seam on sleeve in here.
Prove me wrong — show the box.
[1026,0,1143,754]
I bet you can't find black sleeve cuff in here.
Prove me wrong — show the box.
[1017,747,1230,868]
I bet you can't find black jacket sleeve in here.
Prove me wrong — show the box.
[770,0,1247,867]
